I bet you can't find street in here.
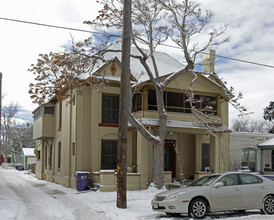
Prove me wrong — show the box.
[0,168,106,220]
[1,167,274,220]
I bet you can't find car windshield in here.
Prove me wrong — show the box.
[189,175,220,186]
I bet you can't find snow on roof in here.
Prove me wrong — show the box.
[22,148,35,156]
[132,118,230,132]
[258,137,274,147]
[81,43,185,82]
[93,75,121,82]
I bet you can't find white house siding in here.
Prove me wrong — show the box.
[229,132,274,171]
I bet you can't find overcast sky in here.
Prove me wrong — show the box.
[0,0,274,126]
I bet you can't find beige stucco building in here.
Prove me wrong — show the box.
[32,47,230,191]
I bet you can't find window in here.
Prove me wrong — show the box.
[201,96,217,115]
[44,146,47,168]
[165,92,184,112]
[218,174,239,186]
[33,109,42,120]
[101,140,117,169]
[33,106,54,120]
[239,174,263,185]
[190,175,220,186]
[49,145,53,168]
[241,148,257,172]
[59,102,62,129]
[147,89,217,115]
[148,90,157,110]
[44,106,54,115]
[202,144,210,171]
[72,142,76,156]
[37,150,41,160]
[72,94,76,105]
[132,93,142,112]
[58,142,61,169]
[102,94,119,124]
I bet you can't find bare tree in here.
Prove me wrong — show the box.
[229,150,242,171]
[0,101,34,163]
[1,102,19,162]
[264,101,274,133]
[232,118,272,133]
[232,118,250,132]
[29,0,246,188]
[11,123,34,163]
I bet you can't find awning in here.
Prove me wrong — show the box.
[130,118,231,133]
[258,137,274,150]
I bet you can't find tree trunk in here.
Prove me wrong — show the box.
[4,145,8,163]
[153,142,165,189]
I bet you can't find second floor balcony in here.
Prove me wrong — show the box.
[33,106,55,140]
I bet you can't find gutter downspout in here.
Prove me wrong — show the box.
[68,95,73,187]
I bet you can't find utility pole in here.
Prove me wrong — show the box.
[117,0,132,209]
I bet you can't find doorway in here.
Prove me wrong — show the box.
[164,140,176,178]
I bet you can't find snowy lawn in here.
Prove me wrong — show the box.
[0,167,273,220]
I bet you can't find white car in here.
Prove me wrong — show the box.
[151,172,274,219]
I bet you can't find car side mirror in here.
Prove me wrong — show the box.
[213,182,224,188]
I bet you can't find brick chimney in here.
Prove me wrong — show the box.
[203,50,216,73]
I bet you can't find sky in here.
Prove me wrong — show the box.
[0,0,274,126]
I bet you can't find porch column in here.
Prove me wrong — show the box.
[260,149,264,172]
[195,135,202,171]
[210,134,220,173]
[136,131,150,189]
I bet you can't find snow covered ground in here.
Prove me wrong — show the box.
[0,167,273,220]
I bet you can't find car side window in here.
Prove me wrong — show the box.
[239,174,263,185]
[218,174,238,186]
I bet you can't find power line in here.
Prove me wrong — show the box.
[212,53,274,69]
[1,17,273,69]
[0,17,121,37]
[159,43,274,69]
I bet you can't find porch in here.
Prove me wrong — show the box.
[258,137,274,172]
[90,170,172,192]
[131,121,230,187]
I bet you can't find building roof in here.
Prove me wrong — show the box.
[22,148,35,157]
[258,137,274,147]
[81,44,185,83]
[85,44,226,94]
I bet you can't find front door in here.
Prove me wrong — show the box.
[164,141,176,178]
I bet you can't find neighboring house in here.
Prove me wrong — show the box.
[229,132,274,172]
[20,148,36,170]
[32,46,231,191]
[258,137,274,172]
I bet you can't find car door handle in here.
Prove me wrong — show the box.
[235,188,241,191]
[261,186,267,189]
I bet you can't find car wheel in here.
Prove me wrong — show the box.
[189,198,208,219]
[165,212,181,217]
[263,195,274,215]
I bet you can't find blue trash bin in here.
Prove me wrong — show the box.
[74,171,90,191]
